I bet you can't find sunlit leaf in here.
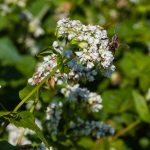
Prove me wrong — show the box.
[132,91,150,123]
[19,85,35,101]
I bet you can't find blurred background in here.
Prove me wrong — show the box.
[0,0,150,150]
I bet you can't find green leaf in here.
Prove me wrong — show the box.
[0,38,36,76]
[132,91,150,123]
[57,54,63,72]
[119,52,139,79]
[0,38,21,64]
[27,0,48,16]
[139,74,150,92]
[0,15,8,30]
[36,47,54,58]
[5,111,49,148]
[110,139,130,150]
[102,89,133,114]
[78,42,88,49]
[16,56,36,76]
[19,85,34,101]
[78,137,102,149]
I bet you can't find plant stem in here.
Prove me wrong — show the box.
[17,89,40,145]
[112,119,141,141]
[13,86,38,113]
[16,129,25,145]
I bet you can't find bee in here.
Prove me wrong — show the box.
[108,34,119,52]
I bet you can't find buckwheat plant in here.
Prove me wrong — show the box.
[1,18,116,150]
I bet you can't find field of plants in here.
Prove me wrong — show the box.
[0,0,150,150]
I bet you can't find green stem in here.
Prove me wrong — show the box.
[112,119,141,140]
[16,129,25,145]
[103,138,110,150]
[30,88,40,113]
[17,89,40,145]
[13,86,38,113]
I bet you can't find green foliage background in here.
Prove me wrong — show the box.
[0,0,150,149]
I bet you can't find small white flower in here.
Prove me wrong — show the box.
[28,78,33,84]
[83,35,88,40]
[87,61,94,69]
[101,30,107,38]
[68,33,75,40]
[75,51,82,57]
[78,36,83,41]
[28,54,57,85]
[88,37,94,44]
[88,25,97,31]
[52,41,59,48]
[100,50,114,68]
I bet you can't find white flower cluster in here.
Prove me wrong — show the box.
[61,84,102,112]
[67,59,97,82]
[69,118,115,139]
[46,101,63,136]
[28,55,97,86]
[56,18,115,74]
[28,18,116,85]
[28,18,116,140]
[28,54,57,85]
